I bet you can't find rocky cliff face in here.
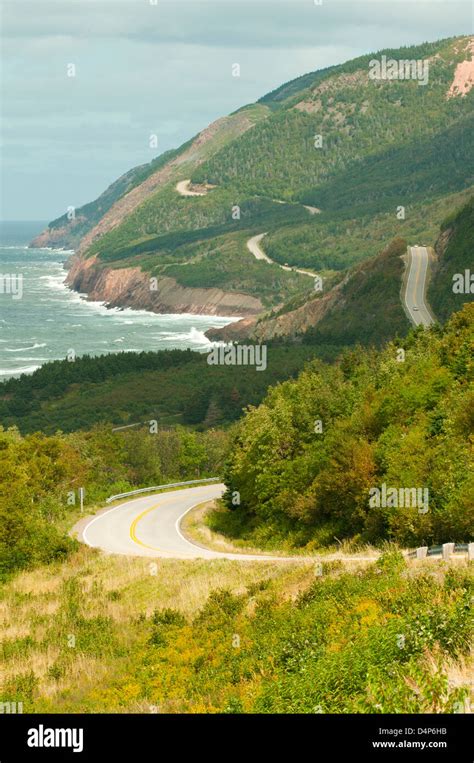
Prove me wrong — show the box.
[31,219,86,249]
[66,255,262,317]
[206,278,348,341]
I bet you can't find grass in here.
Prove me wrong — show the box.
[1,547,471,713]
[181,500,297,556]
[0,546,296,712]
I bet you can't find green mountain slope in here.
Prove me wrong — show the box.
[222,303,474,549]
[32,35,474,330]
[429,196,474,321]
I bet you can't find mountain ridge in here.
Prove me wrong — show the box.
[31,34,474,342]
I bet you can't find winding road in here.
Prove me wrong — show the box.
[73,484,310,561]
[403,246,436,327]
[175,179,207,197]
[246,233,316,278]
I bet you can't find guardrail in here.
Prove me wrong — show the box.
[106,477,221,504]
[407,542,472,560]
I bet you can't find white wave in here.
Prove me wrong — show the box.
[4,342,47,352]
[31,246,74,254]
[5,357,49,362]
[158,327,212,346]
[39,273,68,290]
[0,364,41,376]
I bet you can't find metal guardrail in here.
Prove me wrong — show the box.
[407,542,470,559]
[105,477,221,504]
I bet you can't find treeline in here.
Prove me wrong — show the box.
[429,195,474,322]
[0,424,228,579]
[0,349,200,406]
[0,346,323,435]
[223,304,473,548]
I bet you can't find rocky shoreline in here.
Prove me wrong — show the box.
[65,253,262,319]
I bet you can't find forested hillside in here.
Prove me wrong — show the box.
[222,304,473,549]
[0,346,324,434]
[32,36,474,329]
[88,36,474,269]
[429,196,474,321]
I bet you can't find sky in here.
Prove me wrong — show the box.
[1,0,472,221]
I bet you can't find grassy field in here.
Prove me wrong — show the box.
[1,546,471,713]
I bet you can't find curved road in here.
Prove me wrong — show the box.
[246,233,316,278]
[73,484,307,561]
[175,179,207,197]
[403,246,436,327]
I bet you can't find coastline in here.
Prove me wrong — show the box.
[65,252,263,318]
[0,241,241,380]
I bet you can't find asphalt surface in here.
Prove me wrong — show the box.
[74,484,306,561]
[404,246,435,327]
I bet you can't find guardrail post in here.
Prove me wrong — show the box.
[416,546,428,559]
[468,543,474,562]
[442,542,455,561]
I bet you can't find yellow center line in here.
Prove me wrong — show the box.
[411,247,424,318]
[413,248,422,291]
[129,495,178,552]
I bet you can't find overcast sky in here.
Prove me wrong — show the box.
[1,0,472,221]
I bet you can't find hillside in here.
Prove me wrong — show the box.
[2,548,471,713]
[429,196,474,321]
[220,303,474,549]
[209,191,474,345]
[31,36,474,325]
[1,308,472,713]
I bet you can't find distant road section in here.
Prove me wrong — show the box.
[403,246,436,327]
[176,179,207,197]
[247,233,272,263]
[246,233,315,278]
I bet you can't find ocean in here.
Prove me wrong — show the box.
[0,221,236,379]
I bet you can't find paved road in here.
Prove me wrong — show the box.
[73,484,312,561]
[246,233,316,278]
[72,484,385,563]
[175,179,207,197]
[404,246,435,327]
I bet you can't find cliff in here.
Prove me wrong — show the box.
[66,255,262,317]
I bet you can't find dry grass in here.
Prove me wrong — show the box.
[1,544,471,713]
[0,544,301,706]
[181,500,383,561]
[180,500,278,556]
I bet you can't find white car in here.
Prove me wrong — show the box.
[413,306,419,311]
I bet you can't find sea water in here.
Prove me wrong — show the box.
[0,222,236,379]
